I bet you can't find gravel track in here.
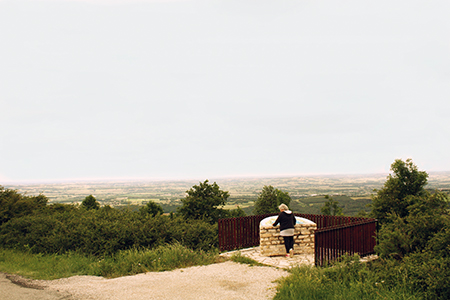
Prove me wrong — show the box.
[3,262,289,300]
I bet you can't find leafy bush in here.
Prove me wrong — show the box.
[80,195,100,210]
[401,252,450,299]
[369,159,450,299]
[0,203,218,256]
[139,200,163,217]
[375,191,450,259]
[0,186,47,226]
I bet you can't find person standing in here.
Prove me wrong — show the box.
[273,203,296,258]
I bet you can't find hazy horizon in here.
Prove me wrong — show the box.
[4,170,450,186]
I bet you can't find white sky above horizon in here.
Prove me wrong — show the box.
[1,0,449,183]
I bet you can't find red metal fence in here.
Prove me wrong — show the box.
[218,213,377,266]
[314,218,377,266]
[218,213,275,251]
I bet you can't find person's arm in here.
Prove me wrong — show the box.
[273,215,281,227]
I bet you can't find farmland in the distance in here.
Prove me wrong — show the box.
[4,172,450,216]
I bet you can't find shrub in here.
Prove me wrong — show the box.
[80,195,100,210]
[0,186,47,226]
[375,192,450,259]
[0,203,218,256]
[401,252,450,299]
[139,200,163,217]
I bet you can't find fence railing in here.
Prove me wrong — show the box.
[314,219,377,266]
[218,213,377,265]
[218,214,275,251]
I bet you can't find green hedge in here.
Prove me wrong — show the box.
[0,202,218,257]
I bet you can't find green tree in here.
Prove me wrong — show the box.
[81,195,100,210]
[228,206,246,218]
[0,186,47,226]
[276,189,292,208]
[140,200,164,217]
[375,191,449,259]
[371,159,450,260]
[370,158,428,224]
[177,180,229,224]
[253,185,292,215]
[321,195,343,216]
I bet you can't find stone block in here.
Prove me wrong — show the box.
[260,217,316,257]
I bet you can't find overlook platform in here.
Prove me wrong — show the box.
[220,246,377,269]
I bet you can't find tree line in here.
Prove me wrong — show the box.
[0,179,286,256]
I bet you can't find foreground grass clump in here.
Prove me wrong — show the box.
[0,243,218,280]
[95,243,218,278]
[274,255,423,300]
[0,247,95,280]
[229,252,265,267]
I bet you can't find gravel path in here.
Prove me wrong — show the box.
[4,262,289,300]
[0,273,73,300]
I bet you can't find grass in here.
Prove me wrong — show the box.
[229,251,265,267]
[0,243,219,280]
[273,255,423,300]
[0,248,96,280]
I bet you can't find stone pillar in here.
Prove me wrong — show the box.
[259,217,316,257]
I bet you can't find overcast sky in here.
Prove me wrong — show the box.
[1,0,449,183]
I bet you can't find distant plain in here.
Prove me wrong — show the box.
[5,172,450,216]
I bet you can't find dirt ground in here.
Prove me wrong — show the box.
[1,261,289,300]
[0,273,74,300]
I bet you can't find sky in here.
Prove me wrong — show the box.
[1,0,449,183]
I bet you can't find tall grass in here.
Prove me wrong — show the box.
[0,243,218,280]
[0,248,95,280]
[95,243,218,278]
[274,255,424,300]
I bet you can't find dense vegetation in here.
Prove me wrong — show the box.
[275,255,424,300]
[0,182,229,257]
[275,159,450,300]
[0,181,230,279]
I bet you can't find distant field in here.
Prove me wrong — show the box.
[4,172,450,216]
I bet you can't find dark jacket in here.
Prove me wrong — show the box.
[273,210,295,231]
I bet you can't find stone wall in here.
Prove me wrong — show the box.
[260,223,317,256]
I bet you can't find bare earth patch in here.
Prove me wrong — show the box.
[28,261,289,300]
